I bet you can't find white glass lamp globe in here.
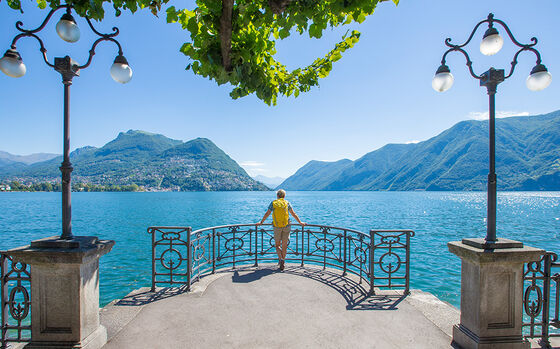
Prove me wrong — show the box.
[0,49,26,78]
[480,27,503,56]
[56,13,80,43]
[526,64,552,91]
[432,65,454,92]
[110,55,132,84]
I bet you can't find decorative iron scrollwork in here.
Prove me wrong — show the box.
[523,285,542,318]
[9,286,30,320]
[160,248,183,270]
[225,237,244,251]
[378,252,401,274]
[522,251,559,346]
[194,244,206,262]
[315,238,335,253]
[1,252,32,346]
[148,225,414,302]
[353,247,368,264]
[148,227,191,291]
[370,230,413,295]
[380,235,400,244]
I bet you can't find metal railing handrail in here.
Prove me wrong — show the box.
[148,223,415,298]
[190,223,369,237]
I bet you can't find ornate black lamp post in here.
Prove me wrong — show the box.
[433,13,551,249]
[0,4,132,242]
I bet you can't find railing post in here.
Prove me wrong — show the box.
[1,253,7,349]
[554,270,559,327]
[369,230,375,295]
[301,225,305,267]
[254,225,258,267]
[405,231,411,295]
[150,228,156,292]
[322,228,327,270]
[342,230,347,276]
[212,228,216,274]
[232,227,236,270]
[540,253,552,348]
[186,227,192,291]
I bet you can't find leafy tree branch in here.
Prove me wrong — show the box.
[6,0,398,105]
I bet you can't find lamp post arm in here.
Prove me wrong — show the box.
[444,18,489,49]
[14,5,67,35]
[10,33,55,68]
[441,47,483,80]
[505,47,542,79]
[492,18,537,49]
[84,17,119,38]
[78,37,123,70]
[76,17,123,70]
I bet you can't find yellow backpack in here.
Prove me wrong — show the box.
[272,199,290,227]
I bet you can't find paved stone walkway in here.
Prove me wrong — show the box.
[101,265,460,348]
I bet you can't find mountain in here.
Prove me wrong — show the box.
[279,159,353,190]
[253,175,285,188]
[0,151,59,165]
[0,130,267,191]
[279,111,560,191]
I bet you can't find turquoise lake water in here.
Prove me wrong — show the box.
[1,191,559,308]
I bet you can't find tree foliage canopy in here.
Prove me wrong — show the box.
[6,0,398,105]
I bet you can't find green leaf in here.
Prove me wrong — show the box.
[7,0,22,10]
[330,52,342,62]
[166,6,177,23]
[356,12,366,23]
[279,28,290,39]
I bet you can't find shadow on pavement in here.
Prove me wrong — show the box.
[114,285,189,306]
[113,265,407,310]
[231,265,406,310]
[232,268,275,283]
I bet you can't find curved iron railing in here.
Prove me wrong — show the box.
[523,251,559,348]
[147,224,415,296]
[1,253,31,348]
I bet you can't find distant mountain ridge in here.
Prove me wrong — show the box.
[0,130,268,191]
[279,111,560,191]
[0,151,59,165]
[253,175,285,188]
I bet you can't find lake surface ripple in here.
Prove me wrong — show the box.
[1,191,558,308]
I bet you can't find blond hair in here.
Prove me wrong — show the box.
[276,189,286,198]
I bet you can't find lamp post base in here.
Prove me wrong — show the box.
[8,236,114,349]
[30,236,99,249]
[24,325,107,349]
[461,237,524,250]
[452,324,529,349]
[448,240,543,349]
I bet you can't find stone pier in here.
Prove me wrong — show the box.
[8,236,114,349]
[448,239,544,349]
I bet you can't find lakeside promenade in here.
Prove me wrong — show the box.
[100,265,458,348]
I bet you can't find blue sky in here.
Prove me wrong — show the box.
[1,0,559,178]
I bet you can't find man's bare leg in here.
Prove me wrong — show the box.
[281,239,288,261]
[275,241,282,264]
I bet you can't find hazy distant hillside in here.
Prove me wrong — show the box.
[0,151,59,166]
[253,175,284,188]
[280,159,353,190]
[0,130,267,191]
[279,111,560,191]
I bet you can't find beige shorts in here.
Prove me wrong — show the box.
[273,225,291,244]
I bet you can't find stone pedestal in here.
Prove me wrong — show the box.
[448,239,543,349]
[8,236,114,349]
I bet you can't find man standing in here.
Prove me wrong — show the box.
[257,189,305,271]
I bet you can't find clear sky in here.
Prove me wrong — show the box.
[1,0,559,178]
